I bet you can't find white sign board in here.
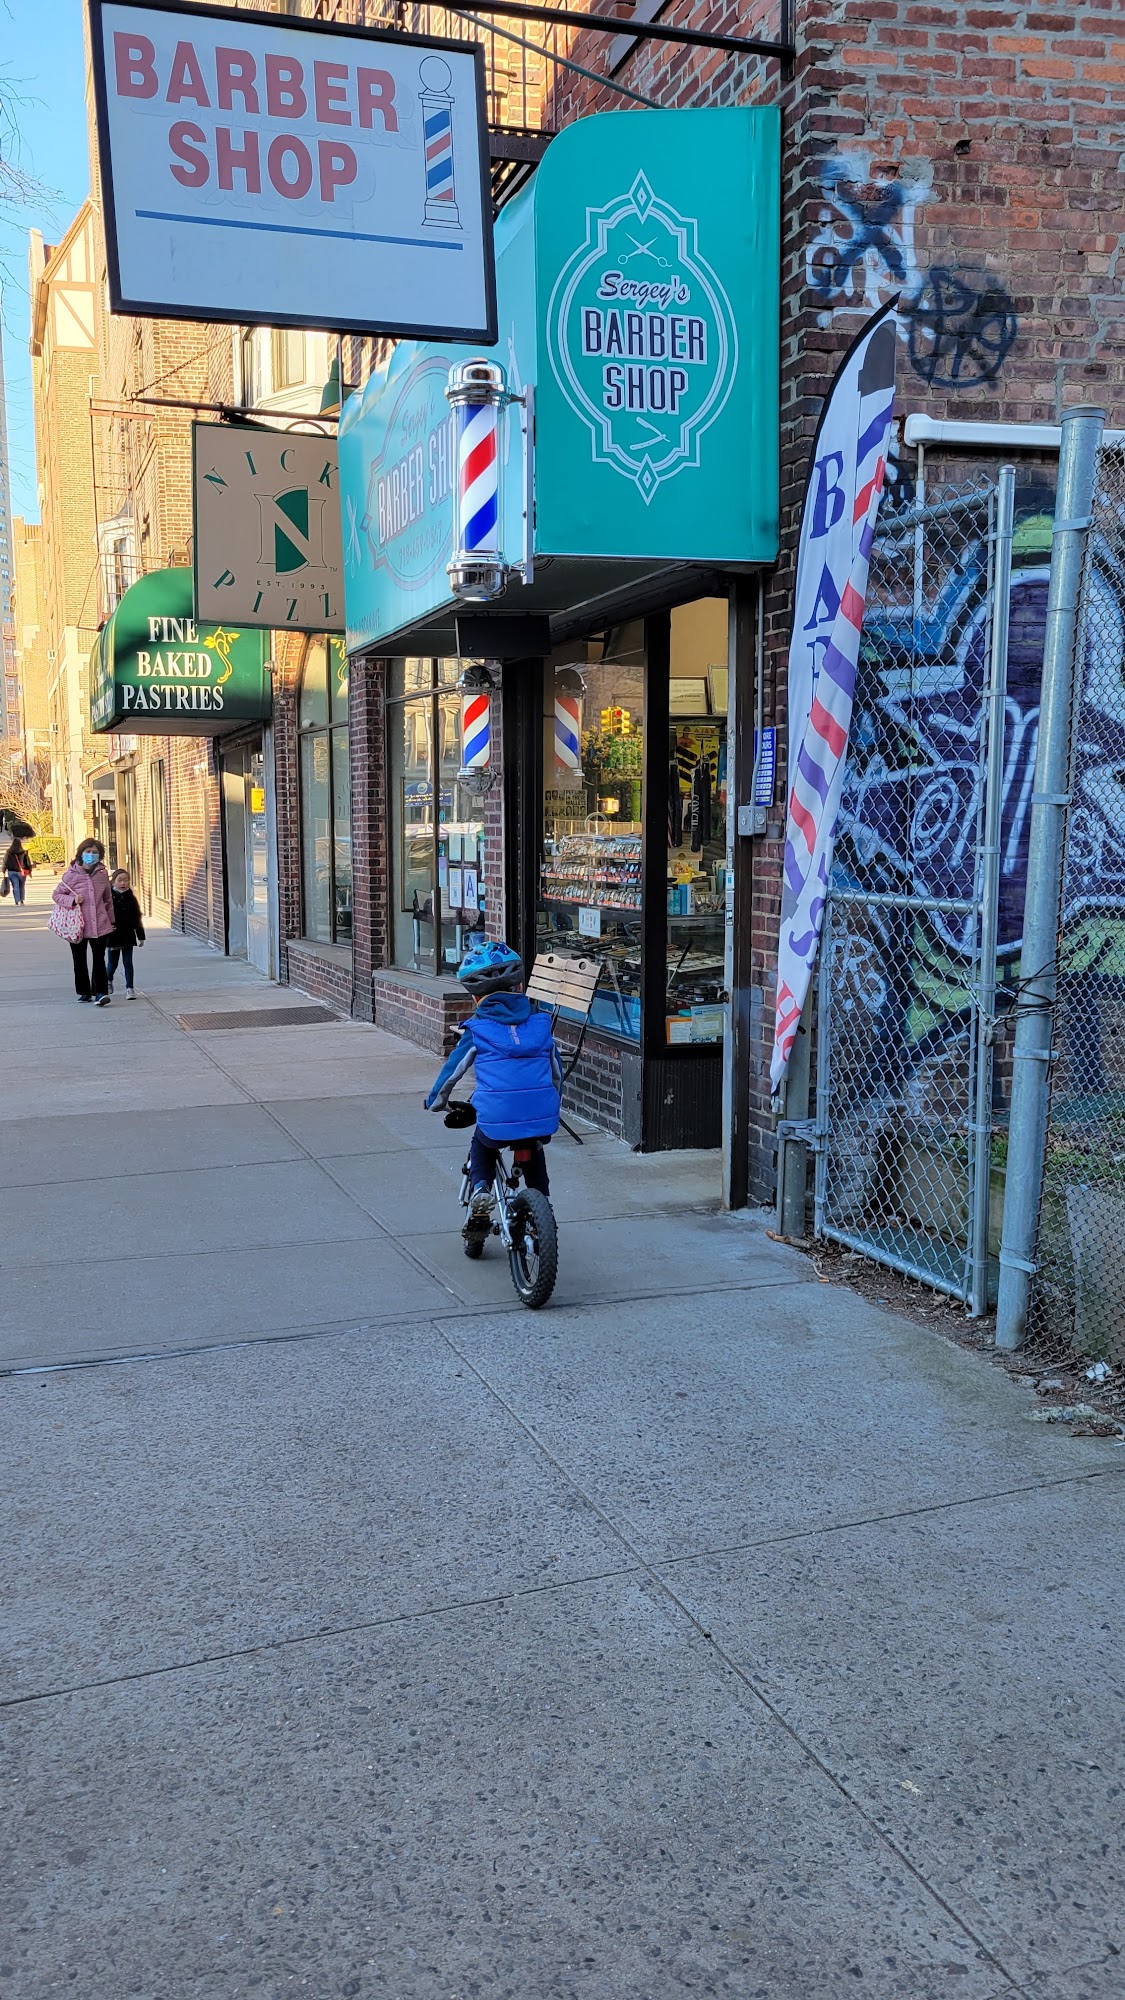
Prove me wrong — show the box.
[90,0,496,341]
[193,423,344,630]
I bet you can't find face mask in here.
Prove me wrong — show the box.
[82,852,99,868]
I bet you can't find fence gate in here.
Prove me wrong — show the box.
[1030,442,1125,1367]
[813,477,1013,1313]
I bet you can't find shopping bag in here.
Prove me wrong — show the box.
[49,901,85,943]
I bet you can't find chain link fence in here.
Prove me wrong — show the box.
[1030,444,1125,1371]
[815,481,1006,1310]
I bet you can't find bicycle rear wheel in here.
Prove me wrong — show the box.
[507,1189,558,1308]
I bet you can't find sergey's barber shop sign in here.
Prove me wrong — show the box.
[546,172,738,507]
[358,355,453,599]
[536,109,779,562]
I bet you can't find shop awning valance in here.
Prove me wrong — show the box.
[90,568,270,735]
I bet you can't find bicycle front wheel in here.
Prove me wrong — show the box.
[507,1189,558,1308]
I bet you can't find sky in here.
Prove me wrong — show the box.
[1,0,91,522]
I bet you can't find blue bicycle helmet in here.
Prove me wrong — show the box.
[458,939,523,996]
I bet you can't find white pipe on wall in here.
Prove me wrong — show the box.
[904,414,1124,451]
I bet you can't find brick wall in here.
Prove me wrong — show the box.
[287,941,354,1014]
[482,675,506,942]
[554,1021,627,1139]
[348,654,388,1020]
[371,971,473,1054]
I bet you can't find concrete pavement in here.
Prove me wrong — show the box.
[2,881,1123,1999]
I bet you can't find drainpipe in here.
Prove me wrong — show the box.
[995,405,1105,1350]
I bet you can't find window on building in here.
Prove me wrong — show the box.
[120,768,138,883]
[386,658,485,975]
[150,759,170,905]
[270,328,306,392]
[536,600,729,1049]
[298,637,352,944]
[539,626,645,1041]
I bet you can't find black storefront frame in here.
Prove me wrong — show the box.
[503,603,733,1152]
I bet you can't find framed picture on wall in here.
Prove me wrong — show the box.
[669,677,710,717]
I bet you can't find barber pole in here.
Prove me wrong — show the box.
[461,688,491,770]
[554,694,582,776]
[446,360,507,600]
[456,401,498,555]
[419,57,461,228]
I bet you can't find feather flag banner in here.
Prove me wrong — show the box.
[771,301,898,1096]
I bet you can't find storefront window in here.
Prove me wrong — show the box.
[539,624,645,1040]
[386,659,485,975]
[536,600,729,1051]
[150,758,169,905]
[298,637,352,944]
[665,599,728,1044]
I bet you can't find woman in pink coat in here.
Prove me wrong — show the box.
[53,838,117,1005]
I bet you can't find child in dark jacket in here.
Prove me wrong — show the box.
[425,940,562,1218]
[108,869,146,998]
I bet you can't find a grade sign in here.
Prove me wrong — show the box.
[89,0,496,341]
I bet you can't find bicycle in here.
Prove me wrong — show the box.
[442,1101,559,1309]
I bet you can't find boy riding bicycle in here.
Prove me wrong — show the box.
[425,941,563,1230]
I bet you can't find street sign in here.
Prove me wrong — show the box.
[89,0,496,342]
[193,423,344,631]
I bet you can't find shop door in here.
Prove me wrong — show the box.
[222,747,248,959]
[245,746,270,975]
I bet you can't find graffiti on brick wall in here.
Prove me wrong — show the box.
[808,153,1018,389]
[831,497,1125,1091]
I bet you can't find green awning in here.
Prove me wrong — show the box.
[90,567,270,735]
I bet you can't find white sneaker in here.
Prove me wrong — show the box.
[125,988,136,1000]
[469,1187,493,1222]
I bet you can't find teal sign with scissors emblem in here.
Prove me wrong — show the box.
[536,109,778,563]
[546,170,738,507]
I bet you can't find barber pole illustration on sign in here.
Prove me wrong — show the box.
[771,301,899,1097]
[88,0,495,340]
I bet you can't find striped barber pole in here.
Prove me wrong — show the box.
[454,401,500,556]
[554,694,582,774]
[461,689,491,770]
[419,58,461,228]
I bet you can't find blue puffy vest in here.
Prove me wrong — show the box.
[471,999,560,1140]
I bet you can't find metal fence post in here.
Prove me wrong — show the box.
[996,406,1105,1350]
[970,466,1016,1317]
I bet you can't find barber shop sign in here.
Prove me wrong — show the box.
[546,173,738,506]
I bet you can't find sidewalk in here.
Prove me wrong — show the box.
[2,886,1123,1999]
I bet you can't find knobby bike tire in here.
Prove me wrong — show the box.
[508,1189,558,1308]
